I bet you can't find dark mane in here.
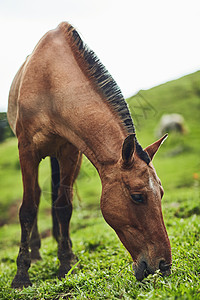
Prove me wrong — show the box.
[60,22,150,165]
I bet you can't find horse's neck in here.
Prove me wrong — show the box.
[54,85,126,171]
[22,27,127,171]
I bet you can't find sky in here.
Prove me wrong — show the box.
[0,0,200,111]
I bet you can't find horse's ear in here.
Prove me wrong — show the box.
[122,134,136,166]
[145,134,168,160]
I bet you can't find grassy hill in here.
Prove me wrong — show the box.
[128,71,200,190]
[128,71,200,144]
[0,71,199,299]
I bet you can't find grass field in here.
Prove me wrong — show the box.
[0,71,199,299]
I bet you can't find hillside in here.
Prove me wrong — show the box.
[128,71,200,144]
[127,71,200,190]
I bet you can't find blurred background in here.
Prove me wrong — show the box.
[0,0,200,111]
[0,0,199,297]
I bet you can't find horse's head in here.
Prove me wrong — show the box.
[101,134,172,281]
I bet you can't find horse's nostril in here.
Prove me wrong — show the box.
[159,260,172,272]
[133,261,147,281]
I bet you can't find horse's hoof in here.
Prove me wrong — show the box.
[58,264,71,279]
[11,274,32,289]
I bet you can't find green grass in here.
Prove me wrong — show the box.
[0,71,200,299]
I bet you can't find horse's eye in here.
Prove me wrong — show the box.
[131,194,144,203]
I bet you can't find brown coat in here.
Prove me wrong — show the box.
[8,22,171,288]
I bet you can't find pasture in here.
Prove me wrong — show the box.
[0,71,199,299]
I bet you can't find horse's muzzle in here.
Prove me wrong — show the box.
[133,260,171,281]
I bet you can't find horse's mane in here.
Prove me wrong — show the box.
[59,22,150,164]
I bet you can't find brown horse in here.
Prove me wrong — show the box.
[7,22,171,288]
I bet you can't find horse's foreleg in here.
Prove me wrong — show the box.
[56,190,73,279]
[30,218,41,261]
[56,144,80,279]
[11,147,40,289]
[30,179,41,261]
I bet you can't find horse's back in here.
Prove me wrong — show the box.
[7,23,71,138]
[7,27,58,135]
